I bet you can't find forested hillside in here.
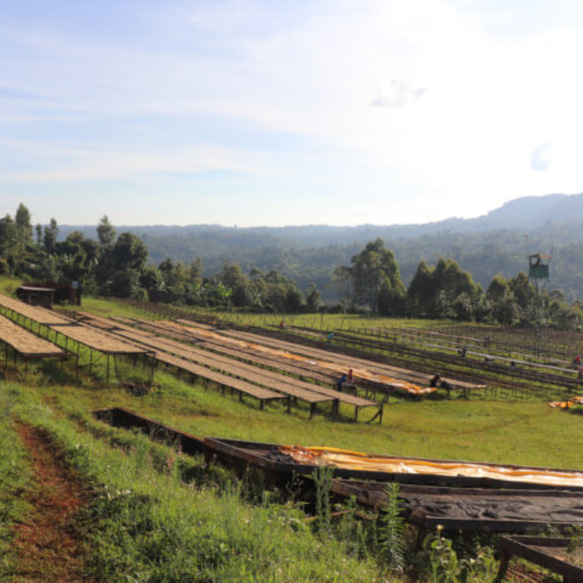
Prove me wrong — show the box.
[4,196,583,328]
[51,193,583,302]
[59,219,581,302]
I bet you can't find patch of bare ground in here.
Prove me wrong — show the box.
[12,423,93,582]
[507,563,558,582]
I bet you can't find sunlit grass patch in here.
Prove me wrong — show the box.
[13,387,382,582]
[0,385,32,579]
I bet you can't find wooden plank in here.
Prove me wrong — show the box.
[498,536,583,582]
[143,320,337,383]
[50,323,148,355]
[216,328,436,394]
[154,350,286,402]
[135,320,378,408]
[0,293,71,325]
[111,327,331,405]
[94,407,206,456]
[0,313,65,358]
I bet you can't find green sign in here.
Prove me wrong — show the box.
[529,265,549,279]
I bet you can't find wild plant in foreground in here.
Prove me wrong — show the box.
[13,389,381,582]
[424,526,498,583]
[379,482,406,573]
[312,464,335,537]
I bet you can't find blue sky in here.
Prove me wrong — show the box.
[2,0,583,227]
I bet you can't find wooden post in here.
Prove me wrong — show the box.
[76,342,80,381]
[310,403,316,419]
[494,552,510,583]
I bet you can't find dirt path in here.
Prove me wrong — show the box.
[12,423,92,582]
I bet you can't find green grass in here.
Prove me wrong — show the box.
[0,386,32,580]
[7,383,382,582]
[5,373,575,581]
[23,364,583,471]
[201,309,442,333]
[0,276,21,296]
[68,295,161,319]
[3,288,583,580]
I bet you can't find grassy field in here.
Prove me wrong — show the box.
[1,292,582,580]
[39,368,583,470]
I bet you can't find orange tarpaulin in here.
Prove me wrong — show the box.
[548,396,583,408]
[280,445,583,488]
[171,322,435,396]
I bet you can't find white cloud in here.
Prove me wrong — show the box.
[0,138,283,183]
[370,81,427,109]
[531,143,551,171]
[3,0,583,225]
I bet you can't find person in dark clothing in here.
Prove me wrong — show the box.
[430,374,442,388]
[430,373,452,391]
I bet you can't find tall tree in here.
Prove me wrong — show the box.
[305,283,321,313]
[35,223,42,246]
[336,238,405,313]
[0,214,16,259]
[97,215,116,250]
[407,260,434,316]
[15,203,33,254]
[106,233,148,297]
[112,232,148,272]
[43,218,59,255]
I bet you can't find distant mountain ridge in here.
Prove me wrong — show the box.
[449,193,583,232]
[59,192,583,241]
[54,192,583,302]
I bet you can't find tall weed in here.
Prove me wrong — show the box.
[379,482,406,572]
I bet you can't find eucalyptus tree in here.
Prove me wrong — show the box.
[15,203,32,254]
[335,238,405,313]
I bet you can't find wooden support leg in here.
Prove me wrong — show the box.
[310,403,316,419]
[76,343,80,381]
[494,553,510,583]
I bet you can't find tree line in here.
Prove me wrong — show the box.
[0,205,318,314]
[1,204,581,328]
[334,237,583,329]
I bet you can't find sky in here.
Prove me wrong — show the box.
[2,0,583,228]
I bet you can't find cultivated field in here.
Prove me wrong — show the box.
[2,294,583,581]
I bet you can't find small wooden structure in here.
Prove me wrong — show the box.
[497,536,583,582]
[16,282,81,307]
[16,286,55,309]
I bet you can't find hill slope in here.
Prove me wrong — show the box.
[57,193,583,300]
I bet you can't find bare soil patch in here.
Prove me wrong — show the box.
[12,423,92,582]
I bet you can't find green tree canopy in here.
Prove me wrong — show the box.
[336,238,405,313]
